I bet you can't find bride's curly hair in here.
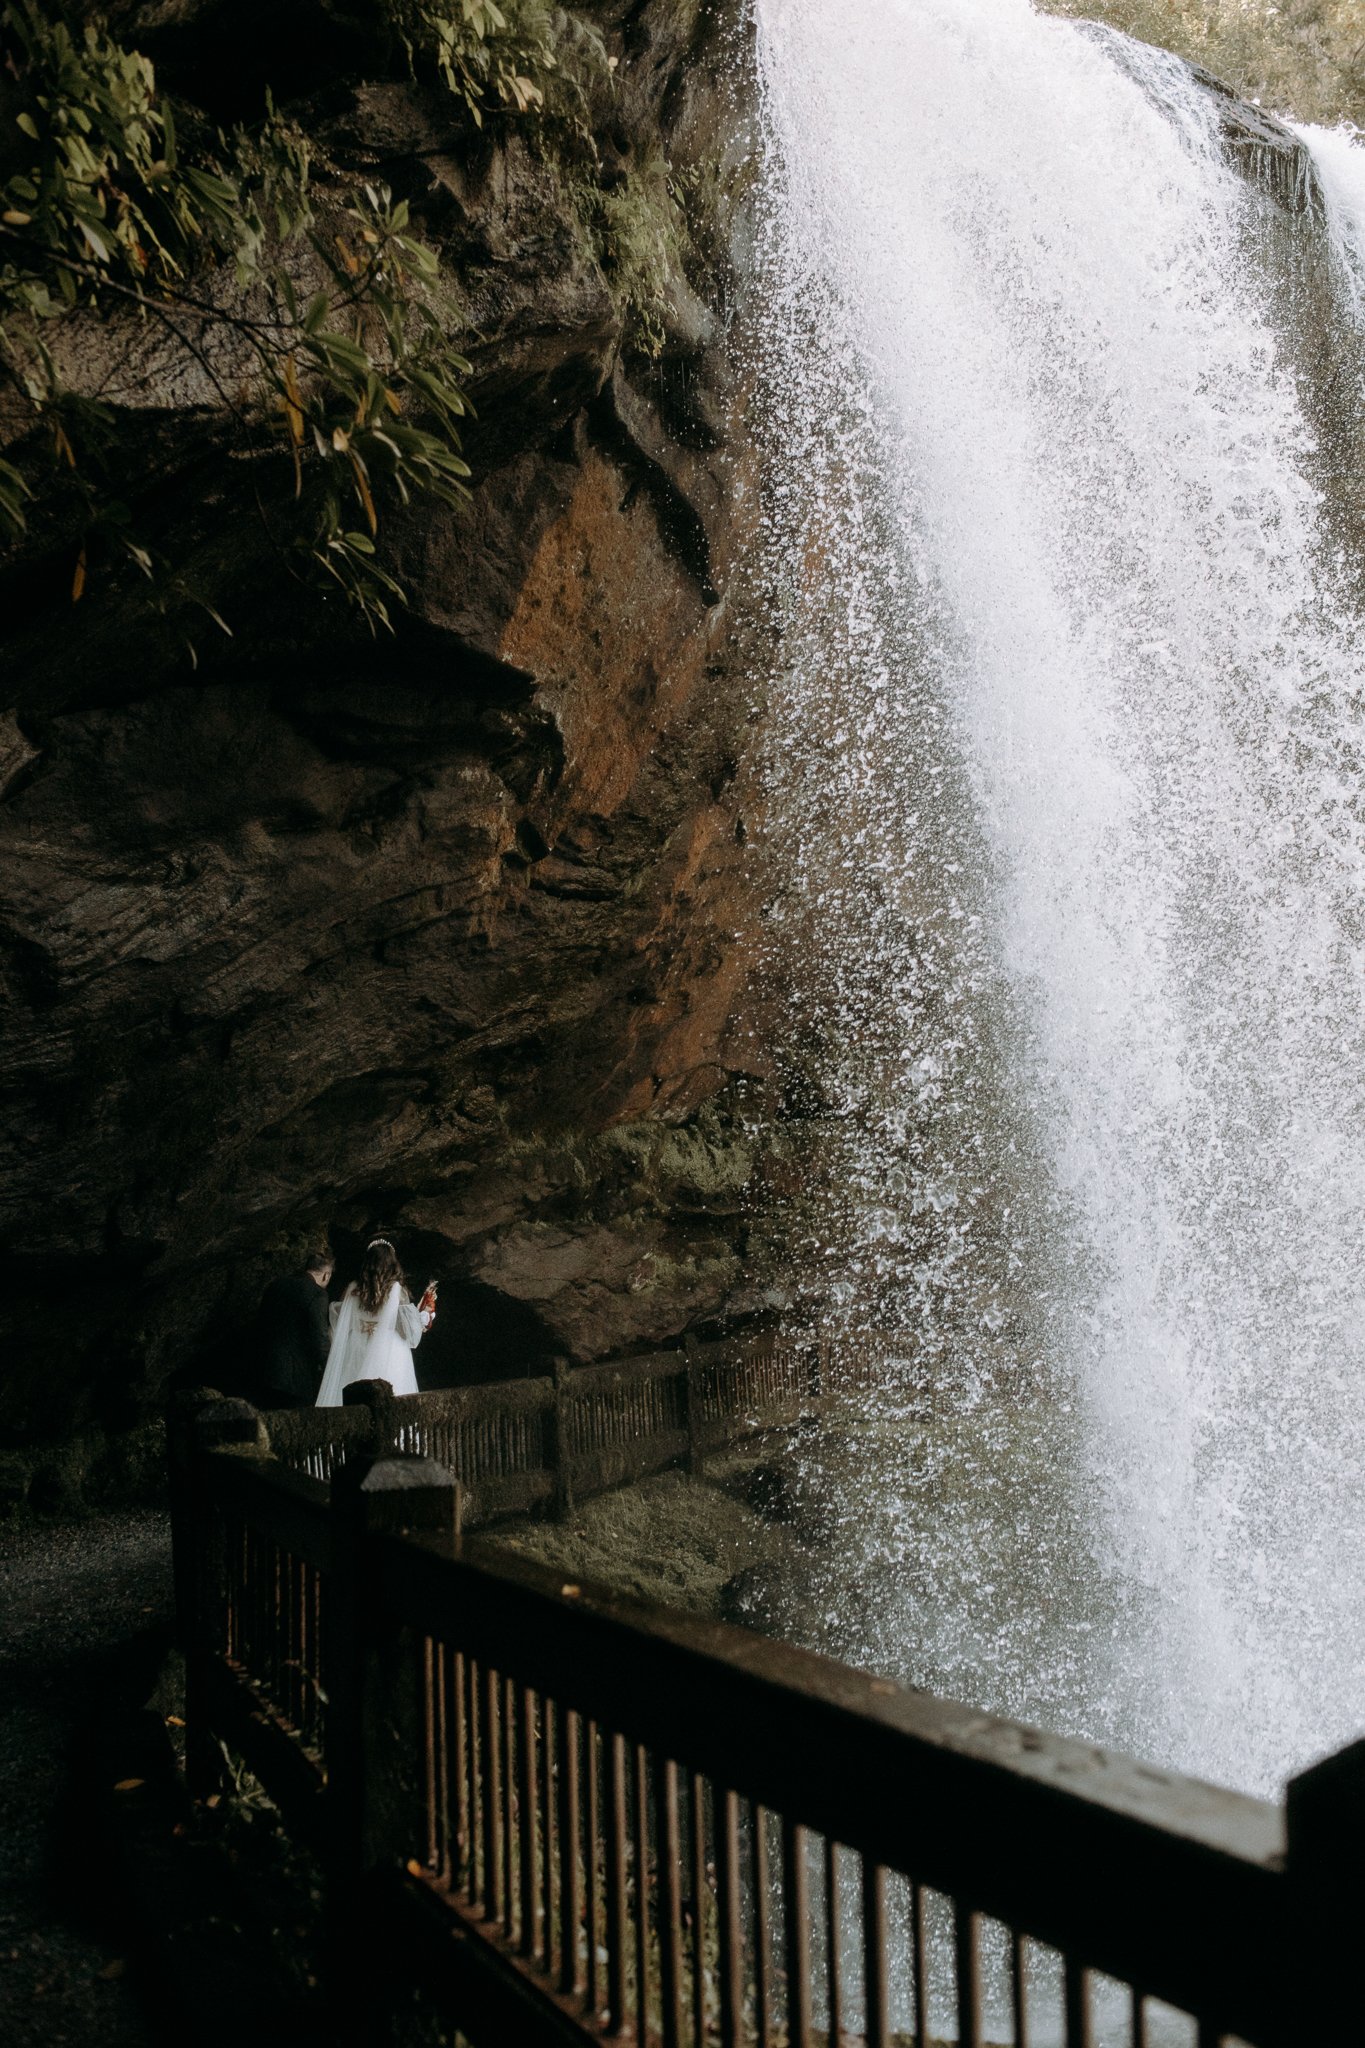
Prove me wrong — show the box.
[357,1238,405,1314]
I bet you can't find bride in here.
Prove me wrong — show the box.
[315,1238,432,1406]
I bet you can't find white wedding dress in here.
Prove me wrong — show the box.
[315,1281,424,1406]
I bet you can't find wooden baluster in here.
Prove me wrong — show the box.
[519,1685,539,1959]
[657,1760,683,2048]
[242,1524,254,1676]
[753,1803,771,2044]
[825,1839,843,2048]
[280,1544,294,1723]
[690,1773,708,2048]
[955,1904,982,2048]
[452,1649,469,1894]
[482,1667,503,1923]
[862,1859,888,2048]
[634,1746,651,2045]
[295,1550,309,1732]
[783,1820,812,2048]
[430,1638,449,1882]
[292,1551,306,1739]
[503,1674,516,1940]
[312,1557,325,1750]
[911,1881,929,2048]
[467,1657,482,1906]
[422,1635,439,1873]
[587,1721,602,2018]
[560,1707,583,1996]
[1063,1961,1093,2048]
[1012,1933,1031,2048]
[267,1533,280,1699]
[716,1789,742,2048]
[542,1698,557,1977]
[607,1732,629,2036]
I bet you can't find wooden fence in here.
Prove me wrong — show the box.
[262,1330,901,1523]
[168,1389,1363,2048]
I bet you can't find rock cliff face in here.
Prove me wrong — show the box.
[0,0,768,1459]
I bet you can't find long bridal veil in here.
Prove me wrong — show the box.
[315,1282,402,1408]
[315,1296,356,1409]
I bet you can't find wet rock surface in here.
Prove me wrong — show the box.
[495,1449,800,1614]
[0,0,769,1455]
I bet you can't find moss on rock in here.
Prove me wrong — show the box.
[494,1447,802,1614]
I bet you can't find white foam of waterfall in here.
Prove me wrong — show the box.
[752,0,1365,1798]
[1296,116,1365,313]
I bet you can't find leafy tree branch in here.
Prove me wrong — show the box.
[0,0,476,632]
[0,0,697,643]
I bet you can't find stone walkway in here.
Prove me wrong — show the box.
[0,1510,172,2046]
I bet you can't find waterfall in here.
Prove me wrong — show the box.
[751,0,1365,1796]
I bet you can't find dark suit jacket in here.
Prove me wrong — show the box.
[257,1270,331,1406]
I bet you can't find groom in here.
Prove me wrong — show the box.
[256,1248,334,1407]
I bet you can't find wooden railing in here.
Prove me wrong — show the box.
[262,1330,898,1522]
[168,1390,1363,2047]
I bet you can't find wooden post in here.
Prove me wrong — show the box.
[165,1385,225,1648]
[180,1396,270,1801]
[326,1452,462,2040]
[683,1335,705,1479]
[1285,1737,1365,2044]
[343,1376,399,1458]
[548,1359,575,1522]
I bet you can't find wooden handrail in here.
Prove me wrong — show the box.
[262,1326,832,1518]
[173,1407,1358,2045]
[373,1524,1285,2040]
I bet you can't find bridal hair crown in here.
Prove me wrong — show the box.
[366,1237,394,1251]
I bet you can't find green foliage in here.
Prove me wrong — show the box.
[384,0,698,355]
[280,184,473,625]
[1039,0,1365,125]
[384,0,610,136]
[0,1,313,295]
[0,0,471,635]
[1,3,204,296]
[0,0,694,641]
[590,150,692,357]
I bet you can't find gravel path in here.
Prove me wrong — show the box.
[0,1510,173,2046]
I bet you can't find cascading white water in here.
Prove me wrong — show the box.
[751,0,1365,1797]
